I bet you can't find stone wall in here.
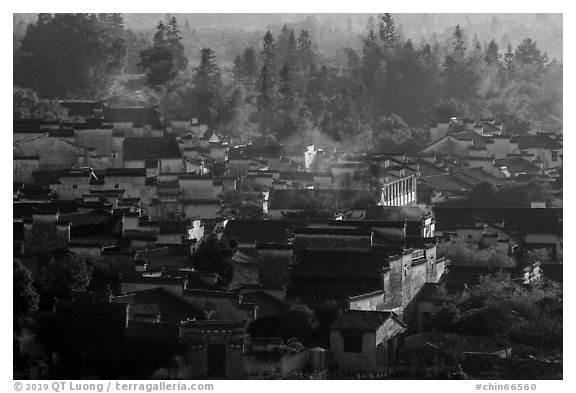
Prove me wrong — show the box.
[330,330,377,371]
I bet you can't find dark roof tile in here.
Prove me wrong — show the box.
[123,137,182,161]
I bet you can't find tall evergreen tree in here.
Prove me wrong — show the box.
[514,38,547,71]
[504,43,516,75]
[379,13,397,46]
[193,48,223,126]
[484,39,501,66]
[360,29,383,92]
[443,25,471,100]
[296,30,315,74]
[166,17,188,72]
[276,25,291,67]
[256,31,277,133]
[276,64,298,140]
[139,18,187,88]
[285,30,297,68]
[242,47,259,84]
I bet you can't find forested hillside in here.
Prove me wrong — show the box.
[13,13,562,151]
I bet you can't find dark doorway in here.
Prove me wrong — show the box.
[207,344,226,377]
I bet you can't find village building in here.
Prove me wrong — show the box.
[330,310,407,373]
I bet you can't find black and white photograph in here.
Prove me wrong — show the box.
[10,2,568,385]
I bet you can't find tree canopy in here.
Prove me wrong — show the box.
[139,18,188,88]
[431,273,562,354]
[15,13,127,98]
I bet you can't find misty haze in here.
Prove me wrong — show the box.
[13,13,562,381]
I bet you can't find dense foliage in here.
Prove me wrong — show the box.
[276,304,319,343]
[150,14,561,150]
[45,254,93,297]
[466,180,558,207]
[438,239,516,267]
[13,87,68,121]
[192,233,234,286]
[13,260,39,323]
[431,273,562,354]
[15,13,127,98]
[13,13,562,151]
[139,17,188,88]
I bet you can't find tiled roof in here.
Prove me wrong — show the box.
[222,219,297,245]
[449,131,487,148]
[278,172,314,182]
[494,157,541,174]
[419,174,473,192]
[280,144,307,156]
[158,220,192,235]
[330,310,406,332]
[125,320,182,340]
[292,249,389,279]
[121,275,187,287]
[240,290,288,319]
[103,106,161,126]
[452,167,501,185]
[123,137,182,161]
[104,168,147,177]
[161,270,219,291]
[60,100,103,116]
[59,211,116,227]
[515,135,562,150]
[433,206,562,235]
[13,201,80,218]
[111,287,203,323]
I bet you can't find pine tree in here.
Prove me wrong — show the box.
[504,43,516,74]
[256,31,277,134]
[98,13,125,37]
[242,47,259,84]
[193,48,222,126]
[276,64,298,140]
[166,17,188,72]
[443,25,470,99]
[153,21,167,46]
[452,24,466,58]
[484,40,500,66]
[285,30,297,68]
[514,38,546,72]
[233,55,243,81]
[296,30,315,74]
[276,25,291,67]
[360,29,383,90]
[379,13,397,46]
[139,18,187,88]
